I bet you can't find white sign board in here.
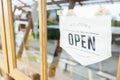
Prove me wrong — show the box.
[60,15,111,66]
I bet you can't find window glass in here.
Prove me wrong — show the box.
[47,4,120,80]
[12,0,40,78]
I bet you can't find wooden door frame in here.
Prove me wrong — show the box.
[2,0,48,80]
[1,0,120,80]
[2,0,31,80]
[0,0,9,73]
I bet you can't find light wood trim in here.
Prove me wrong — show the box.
[2,0,16,70]
[10,69,31,80]
[0,0,9,73]
[117,56,120,80]
[2,0,39,80]
[0,58,6,72]
[2,0,32,80]
[38,0,47,80]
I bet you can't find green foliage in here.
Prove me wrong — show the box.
[26,52,37,62]
[112,18,120,26]
[47,28,60,40]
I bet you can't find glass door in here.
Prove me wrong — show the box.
[47,1,120,80]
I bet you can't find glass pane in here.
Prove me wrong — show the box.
[12,0,40,79]
[47,3,120,80]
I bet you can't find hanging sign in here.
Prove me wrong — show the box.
[59,14,111,66]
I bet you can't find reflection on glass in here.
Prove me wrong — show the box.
[47,9,119,80]
[12,0,40,79]
[11,0,120,80]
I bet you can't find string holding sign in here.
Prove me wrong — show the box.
[57,9,74,16]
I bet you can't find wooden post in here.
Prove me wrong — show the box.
[69,0,76,9]
[17,16,33,59]
[38,0,47,80]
